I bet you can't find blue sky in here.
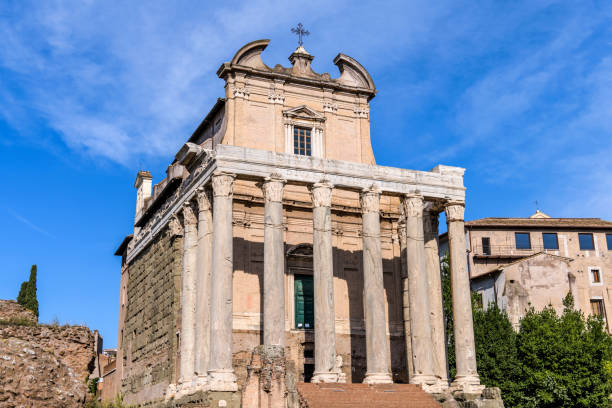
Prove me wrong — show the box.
[1,1,611,348]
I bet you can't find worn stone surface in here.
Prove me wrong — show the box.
[0,300,37,324]
[242,345,287,408]
[0,324,95,408]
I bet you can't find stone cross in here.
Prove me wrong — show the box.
[291,23,309,46]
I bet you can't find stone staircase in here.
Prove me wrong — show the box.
[297,383,442,408]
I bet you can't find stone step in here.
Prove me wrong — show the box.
[297,383,442,408]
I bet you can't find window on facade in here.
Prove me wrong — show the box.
[579,233,595,250]
[515,232,531,250]
[607,234,612,250]
[482,237,491,255]
[542,233,559,250]
[591,269,602,284]
[590,299,604,317]
[293,127,312,156]
[294,274,314,329]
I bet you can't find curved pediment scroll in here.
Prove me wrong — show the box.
[230,39,271,70]
[333,53,376,91]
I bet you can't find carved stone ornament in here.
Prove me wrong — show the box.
[182,203,198,226]
[196,187,212,212]
[268,92,285,104]
[397,219,407,246]
[445,202,465,223]
[169,214,184,238]
[232,86,250,100]
[261,175,286,203]
[212,172,236,197]
[360,186,380,214]
[310,180,333,208]
[402,195,424,218]
[353,106,369,119]
[423,211,439,235]
[323,101,338,113]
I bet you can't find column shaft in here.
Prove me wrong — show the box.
[194,188,212,384]
[423,209,449,388]
[208,172,237,391]
[446,203,483,392]
[262,176,286,348]
[403,195,437,389]
[361,187,393,384]
[179,203,198,387]
[310,181,341,383]
[398,218,414,381]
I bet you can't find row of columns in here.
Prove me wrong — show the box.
[173,171,481,396]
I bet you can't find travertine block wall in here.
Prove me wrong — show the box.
[122,227,183,405]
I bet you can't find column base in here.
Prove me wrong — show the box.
[363,372,393,384]
[194,375,209,390]
[208,369,238,392]
[174,377,198,399]
[450,374,485,394]
[410,374,444,393]
[311,371,346,384]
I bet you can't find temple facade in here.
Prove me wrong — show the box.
[112,40,495,407]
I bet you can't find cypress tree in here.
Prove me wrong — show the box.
[17,265,38,318]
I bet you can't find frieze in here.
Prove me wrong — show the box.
[353,106,369,119]
[268,92,285,104]
[323,101,338,113]
[232,86,250,100]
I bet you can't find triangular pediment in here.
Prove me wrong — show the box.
[282,105,326,121]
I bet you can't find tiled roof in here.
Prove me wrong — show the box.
[465,217,612,229]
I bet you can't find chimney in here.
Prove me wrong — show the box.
[134,170,153,223]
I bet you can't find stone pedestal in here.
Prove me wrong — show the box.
[360,187,393,384]
[208,172,238,391]
[261,175,286,348]
[309,180,343,384]
[446,203,483,394]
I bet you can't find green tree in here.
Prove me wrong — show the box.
[17,265,38,318]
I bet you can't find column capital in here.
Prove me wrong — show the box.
[360,185,380,214]
[445,201,465,223]
[196,187,212,212]
[211,172,236,197]
[402,194,424,217]
[310,180,334,208]
[169,214,184,237]
[261,173,286,203]
[182,203,198,226]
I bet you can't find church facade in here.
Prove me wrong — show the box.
[112,39,493,407]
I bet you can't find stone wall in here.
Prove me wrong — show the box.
[122,226,183,405]
[0,299,37,324]
[0,323,96,408]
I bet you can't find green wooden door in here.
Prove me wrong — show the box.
[294,274,314,329]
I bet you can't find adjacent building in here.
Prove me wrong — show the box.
[442,210,612,330]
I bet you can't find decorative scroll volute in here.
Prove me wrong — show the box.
[182,203,198,226]
[196,187,212,212]
[402,194,424,218]
[261,174,286,203]
[360,185,380,214]
[212,172,236,197]
[169,214,184,237]
[445,202,465,223]
[310,180,333,208]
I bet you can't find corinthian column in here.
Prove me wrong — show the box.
[423,208,449,389]
[361,186,393,384]
[261,175,286,348]
[402,194,437,390]
[310,180,342,383]
[179,202,198,391]
[194,188,212,387]
[398,216,414,381]
[208,172,238,391]
[445,202,483,393]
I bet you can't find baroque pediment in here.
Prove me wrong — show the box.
[282,105,326,122]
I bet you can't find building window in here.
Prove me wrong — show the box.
[590,268,602,284]
[293,127,311,156]
[482,237,491,255]
[515,232,531,250]
[294,274,314,329]
[590,299,604,317]
[579,233,595,250]
[607,234,612,250]
[542,233,559,250]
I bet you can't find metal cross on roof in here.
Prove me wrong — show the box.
[291,23,309,46]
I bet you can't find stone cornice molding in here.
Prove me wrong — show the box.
[182,203,198,226]
[310,180,333,208]
[402,194,424,218]
[360,185,380,214]
[260,174,286,203]
[212,172,236,198]
[196,187,212,212]
[445,202,465,223]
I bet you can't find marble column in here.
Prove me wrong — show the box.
[423,208,449,389]
[310,180,342,383]
[361,186,393,384]
[179,202,198,390]
[208,172,238,391]
[398,216,414,381]
[402,194,438,390]
[261,175,286,348]
[194,187,212,387]
[445,202,483,393]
